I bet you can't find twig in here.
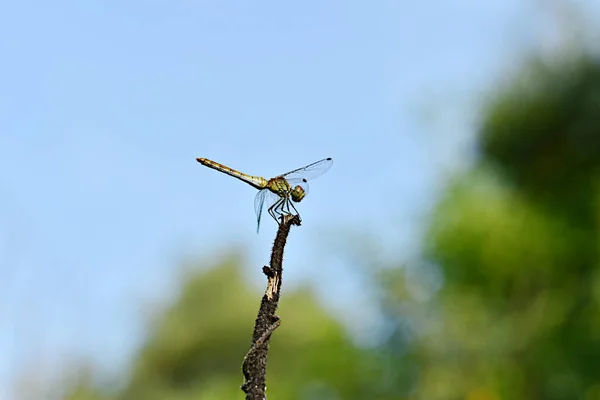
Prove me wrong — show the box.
[241,214,301,399]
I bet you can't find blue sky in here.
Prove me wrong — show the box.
[1,0,598,397]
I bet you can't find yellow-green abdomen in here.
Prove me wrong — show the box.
[196,158,268,189]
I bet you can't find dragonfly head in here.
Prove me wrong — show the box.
[291,184,306,203]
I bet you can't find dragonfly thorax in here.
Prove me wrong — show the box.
[267,178,306,203]
[267,177,292,196]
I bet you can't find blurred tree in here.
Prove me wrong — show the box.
[379,54,600,400]
[60,254,399,400]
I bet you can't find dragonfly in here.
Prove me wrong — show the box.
[196,157,333,232]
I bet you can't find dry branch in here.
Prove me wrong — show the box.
[241,214,301,399]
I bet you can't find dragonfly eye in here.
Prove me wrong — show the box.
[291,185,306,202]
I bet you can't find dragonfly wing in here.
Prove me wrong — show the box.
[254,190,267,233]
[286,177,310,196]
[254,189,281,233]
[278,157,333,182]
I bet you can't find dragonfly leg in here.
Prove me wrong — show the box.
[268,197,284,224]
[283,197,296,216]
[281,198,289,215]
[285,199,301,224]
[288,199,300,217]
[276,200,287,223]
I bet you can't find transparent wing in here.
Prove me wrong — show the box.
[286,177,310,197]
[278,157,333,182]
[254,190,267,233]
[254,189,281,233]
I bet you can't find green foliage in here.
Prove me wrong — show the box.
[408,55,600,399]
[61,255,393,400]
[119,256,258,400]
[481,55,600,219]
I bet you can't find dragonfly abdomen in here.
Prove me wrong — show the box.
[196,158,267,189]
